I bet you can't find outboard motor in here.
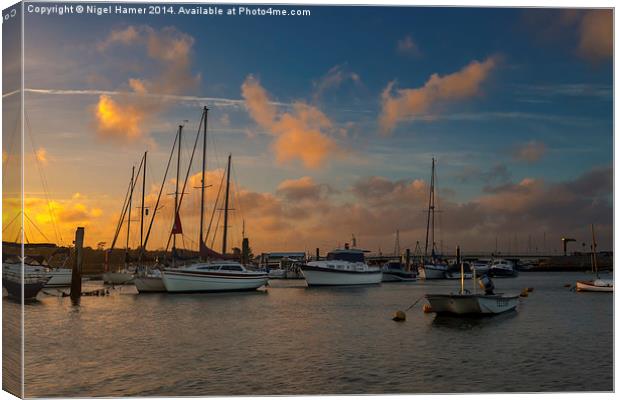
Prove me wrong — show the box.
[479,274,495,295]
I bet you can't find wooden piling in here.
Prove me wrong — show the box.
[70,227,85,304]
[316,248,320,261]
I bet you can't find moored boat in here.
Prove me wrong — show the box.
[134,268,166,293]
[575,225,613,293]
[2,261,51,300]
[418,262,448,279]
[488,259,517,277]
[425,259,519,315]
[381,260,416,282]
[103,270,135,285]
[162,261,268,293]
[425,293,519,315]
[300,246,382,286]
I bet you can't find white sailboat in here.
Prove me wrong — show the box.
[418,158,448,279]
[160,114,268,293]
[576,224,613,292]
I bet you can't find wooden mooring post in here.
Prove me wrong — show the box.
[405,248,411,271]
[70,227,85,304]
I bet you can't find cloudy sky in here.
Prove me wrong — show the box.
[4,5,613,255]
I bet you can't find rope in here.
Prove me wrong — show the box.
[405,295,426,311]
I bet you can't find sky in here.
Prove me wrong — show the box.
[3,4,613,255]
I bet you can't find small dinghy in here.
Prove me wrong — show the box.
[425,251,519,315]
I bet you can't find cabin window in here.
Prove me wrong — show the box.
[221,265,243,271]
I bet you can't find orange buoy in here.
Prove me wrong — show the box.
[520,288,529,297]
[392,310,406,321]
[422,304,433,313]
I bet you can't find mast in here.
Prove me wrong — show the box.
[140,151,147,257]
[424,158,435,257]
[222,153,232,255]
[126,165,135,267]
[173,124,183,260]
[591,224,598,278]
[199,107,209,259]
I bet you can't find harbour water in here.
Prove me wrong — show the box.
[7,271,613,396]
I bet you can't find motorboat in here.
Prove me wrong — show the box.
[444,262,473,279]
[300,246,382,286]
[418,262,448,279]
[162,260,268,293]
[488,259,517,277]
[267,268,287,279]
[2,261,51,300]
[470,260,490,275]
[134,268,166,293]
[425,270,519,315]
[425,293,519,314]
[381,260,416,282]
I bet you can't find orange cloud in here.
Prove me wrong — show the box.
[95,95,146,140]
[577,10,612,62]
[93,25,200,141]
[276,176,334,202]
[241,76,339,169]
[379,56,497,134]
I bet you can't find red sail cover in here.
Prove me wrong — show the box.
[171,212,183,234]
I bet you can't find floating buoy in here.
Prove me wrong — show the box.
[422,304,433,313]
[520,288,529,297]
[392,310,406,321]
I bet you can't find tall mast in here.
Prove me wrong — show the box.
[424,158,435,256]
[199,107,209,259]
[173,124,183,257]
[126,165,135,267]
[140,151,147,257]
[591,224,598,278]
[222,153,232,255]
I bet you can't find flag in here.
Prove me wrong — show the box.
[171,212,183,234]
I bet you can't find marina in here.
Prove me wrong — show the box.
[5,271,612,396]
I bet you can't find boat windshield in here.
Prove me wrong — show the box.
[327,251,365,263]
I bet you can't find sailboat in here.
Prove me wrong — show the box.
[576,225,613,292]
[103,162,139,285]
[162,152,269,293]
[134,119,188,293]
[418,158,448,279]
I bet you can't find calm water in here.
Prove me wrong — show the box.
[7,272,613,396]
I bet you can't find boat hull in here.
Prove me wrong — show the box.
[418,265,447,279]
[45,269,73,287]
[576,280,614,292]
[2,276,50,299]
[301,266,382,286]
[425,294,519,315]
[134,276,166,293]
[444,272,473,280]
[382,271,417,282]
[162,270,268,293]
[103,271,134,285]
[488,267,518,277]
